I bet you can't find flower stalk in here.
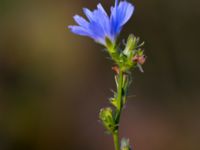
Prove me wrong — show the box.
[113,132,120,150]
[68,0,146,149]
[113,69,123,150]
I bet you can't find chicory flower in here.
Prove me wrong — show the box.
[68,0,134,46]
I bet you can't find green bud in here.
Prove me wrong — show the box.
[121,138,132,150]
[123,34,137,56]
[99,107,116,133]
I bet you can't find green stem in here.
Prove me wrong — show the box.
[117,70,123,111]
[115,69,123,124]
[113,132,120,150]
[113,69,124,150]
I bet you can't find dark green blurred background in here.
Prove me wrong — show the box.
[0,0,200,150]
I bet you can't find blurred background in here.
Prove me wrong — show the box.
[0,0,200,150]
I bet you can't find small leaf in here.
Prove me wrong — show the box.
[109,97,118,108]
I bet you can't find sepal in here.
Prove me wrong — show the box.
[105,37,115,53]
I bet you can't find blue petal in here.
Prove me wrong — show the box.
[96,4,111,38]
[69,1,134,46]
[110,6,118,36]
[73,15,89,29]
[110,1,134,37]
[97,3,108,16]
[83,8,94,21]
[68,25,91,37]
[89,20,105,43]
[82,4,111,45]
[115,0,119,6]
[118,1,134,26]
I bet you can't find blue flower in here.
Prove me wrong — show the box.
[68,0,134,46]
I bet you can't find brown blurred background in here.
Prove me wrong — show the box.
[0,0,200,150]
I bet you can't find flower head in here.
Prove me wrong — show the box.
[68,0,134,46]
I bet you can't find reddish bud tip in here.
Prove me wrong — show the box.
[133,55,146,65]
[112,66,120,74]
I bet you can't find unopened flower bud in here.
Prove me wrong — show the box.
[112,66,120,74]
[123,34,137,56]
[133,55,146,65]
[99,107,116,133]
[138,55,146,65]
